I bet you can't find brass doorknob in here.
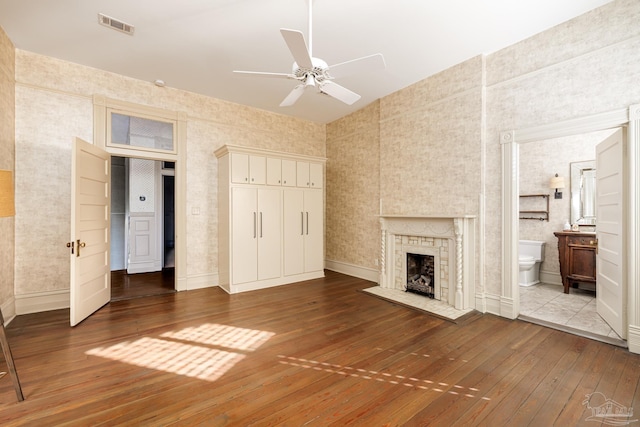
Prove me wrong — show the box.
[76,239,86,257]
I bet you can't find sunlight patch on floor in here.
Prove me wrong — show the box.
[86,323,275,381]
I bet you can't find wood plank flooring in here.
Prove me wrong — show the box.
[111,269,176,301]
[0,270,638,426]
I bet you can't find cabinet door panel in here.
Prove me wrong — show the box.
[297,161,310,188]
[231,188,257,284]
[283,190,304,276]
[304,190,324,272]
[309,163,323,189]
[266,158,282,186]
[282,160,296,186]
[231,153,249,184]
[250,155,266,184]
[258,189,281,280]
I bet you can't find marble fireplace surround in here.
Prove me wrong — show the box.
[379,215,476,310]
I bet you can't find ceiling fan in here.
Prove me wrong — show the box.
[233,0,385,107]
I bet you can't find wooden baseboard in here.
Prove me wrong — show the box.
[324,259,378,283]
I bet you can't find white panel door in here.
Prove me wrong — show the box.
[596,128,625,338]
[257,189,281,280]
[127,214,157,274]
[304,190,324,273]
[284,189,304,276]
[70,138,111,326]
[232,187,258,284]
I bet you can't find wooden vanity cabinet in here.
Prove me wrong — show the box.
[553,231,597,294]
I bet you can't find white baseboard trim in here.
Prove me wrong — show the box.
[628,325,640,355]
[186,273,218,291]
[484,293,502,316]
[540,270,562,286]
[325,259,378,283]
[474,293,487,313]
[15,290,70,315]
[1,297,16,325]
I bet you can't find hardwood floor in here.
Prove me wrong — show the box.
[0,270,638,426]
[111,269,176,301]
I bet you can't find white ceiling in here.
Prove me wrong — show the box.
[0,0,613,123]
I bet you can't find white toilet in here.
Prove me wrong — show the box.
[519,240,545,286]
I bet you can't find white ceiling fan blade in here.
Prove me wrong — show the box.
[233,70,296,79]
[328,53,386,79]
[280,29,313,69]
[319,81,361,105]
[280,84,307,107]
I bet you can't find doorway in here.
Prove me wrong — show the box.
[110,156,176,301]
[516,129,624,345]
[500,106,640,353]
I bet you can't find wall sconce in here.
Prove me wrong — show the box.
[549,173,565,199]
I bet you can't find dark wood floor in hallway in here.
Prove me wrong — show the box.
[0,270,638,426]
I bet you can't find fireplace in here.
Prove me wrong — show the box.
[379,215,476,310]
[406,253,435,298]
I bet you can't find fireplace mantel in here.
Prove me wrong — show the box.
[379,215,476,310]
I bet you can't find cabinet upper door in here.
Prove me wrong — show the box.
[282,159,297,187]
[266,158,282,186]
[296,162,310,188]
[249,155,266,185]
[309,163,323,189]
[231,153,249,184]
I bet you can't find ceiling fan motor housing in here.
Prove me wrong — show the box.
[293,57,329,83]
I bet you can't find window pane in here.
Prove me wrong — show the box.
[110,113,174,151]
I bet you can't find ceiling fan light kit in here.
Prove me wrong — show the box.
[233,0,385,107]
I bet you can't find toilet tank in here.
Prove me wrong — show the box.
[519,240,545,262]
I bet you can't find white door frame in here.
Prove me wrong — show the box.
[93,96,188,291]
[500,104,640,354]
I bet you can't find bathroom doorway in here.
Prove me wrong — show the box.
[516,128,624,346]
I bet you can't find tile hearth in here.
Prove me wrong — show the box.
[362,286,474,321]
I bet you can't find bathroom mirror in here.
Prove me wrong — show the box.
[570,160,596,226]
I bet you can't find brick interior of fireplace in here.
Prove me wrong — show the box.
[406,253,435,298]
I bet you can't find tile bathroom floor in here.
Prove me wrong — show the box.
[519,282,625,345]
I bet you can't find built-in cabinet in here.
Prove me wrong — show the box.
[216,145,326,294]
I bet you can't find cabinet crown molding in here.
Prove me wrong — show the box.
[214,144,326,163]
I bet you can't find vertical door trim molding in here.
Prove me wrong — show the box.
[627,104,640,353]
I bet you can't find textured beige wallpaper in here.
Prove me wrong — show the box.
[326,103,380,269]
[0,26,15,305]
[13,50,325,297]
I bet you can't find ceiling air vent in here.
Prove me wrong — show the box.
[98,13,135,35]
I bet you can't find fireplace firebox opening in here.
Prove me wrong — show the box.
[406,253,436,299]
